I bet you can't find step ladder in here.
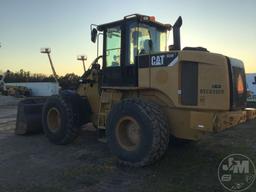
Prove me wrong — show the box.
[97,90,122,143]
[97,91,113,143]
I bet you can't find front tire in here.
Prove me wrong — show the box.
[42,94,91,145]
[106,98,169,167]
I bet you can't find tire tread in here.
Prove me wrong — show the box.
[108,98,169,167]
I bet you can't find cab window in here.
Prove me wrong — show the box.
[106,26,121,67]
[128,23,167,65]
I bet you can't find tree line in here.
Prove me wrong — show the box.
[0,69,80,90]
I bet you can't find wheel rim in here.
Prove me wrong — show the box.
[47,107,61,132]
[116,116,141,151]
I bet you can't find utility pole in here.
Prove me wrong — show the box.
[40,48,58,84]
[77,55,87,72]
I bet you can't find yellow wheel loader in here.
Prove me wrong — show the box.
[16,14,256,166]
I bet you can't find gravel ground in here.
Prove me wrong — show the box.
[0,95,22,106]
[0,98,255,192]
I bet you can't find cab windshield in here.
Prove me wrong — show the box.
[129,23,167,64]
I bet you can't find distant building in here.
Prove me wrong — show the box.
[246,73,256,95]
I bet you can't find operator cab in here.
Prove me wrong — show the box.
[93,14,172,87]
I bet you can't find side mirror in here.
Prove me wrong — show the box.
[91,28,98,43]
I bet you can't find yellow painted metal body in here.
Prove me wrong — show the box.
[78,50,255,141]
[139,51,230,110]
[245,108,256,120]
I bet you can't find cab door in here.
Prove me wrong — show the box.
[102,22,138,87]
[102,25,123,86]
[121,21,138,86]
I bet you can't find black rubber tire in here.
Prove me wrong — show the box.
[60,90,92,126]
[106,98,169,167]
[42,93,91,145]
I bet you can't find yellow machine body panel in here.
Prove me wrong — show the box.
[138,51,231,110]
[89,49,250,141]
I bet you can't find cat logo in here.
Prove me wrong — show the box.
[237,74,244,94]
[151,55,165,66]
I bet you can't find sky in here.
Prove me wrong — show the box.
[0,0,255,76]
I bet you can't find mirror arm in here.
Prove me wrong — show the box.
[90,24,98,31]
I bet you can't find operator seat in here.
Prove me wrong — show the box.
[140,39,152,54]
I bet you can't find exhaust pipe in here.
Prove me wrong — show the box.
[173,16,182,50]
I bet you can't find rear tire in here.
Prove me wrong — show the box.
[106,98,169,167]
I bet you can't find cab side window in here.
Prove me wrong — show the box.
[128,23,167,65]
[106,27,121,67]
[129,26,151,65]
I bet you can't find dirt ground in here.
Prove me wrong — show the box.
[0,96,256,192]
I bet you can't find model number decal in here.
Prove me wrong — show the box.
[200,89,224,95]
[200,84,224,95]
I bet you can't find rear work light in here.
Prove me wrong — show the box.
[149,16,156,22]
